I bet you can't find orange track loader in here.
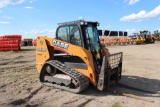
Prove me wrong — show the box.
[36,20,123,93]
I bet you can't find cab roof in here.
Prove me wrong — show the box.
[58,20,99,26]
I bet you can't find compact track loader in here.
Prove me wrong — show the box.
[36,20,123,93]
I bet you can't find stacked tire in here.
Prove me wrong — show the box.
[0,35,22,51]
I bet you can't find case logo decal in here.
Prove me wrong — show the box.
[52,40,69,50]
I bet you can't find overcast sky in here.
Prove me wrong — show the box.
[0,0,160,38]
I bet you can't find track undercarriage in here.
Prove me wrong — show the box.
[39,60,89,93]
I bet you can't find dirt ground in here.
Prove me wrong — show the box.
[0,42,160,107]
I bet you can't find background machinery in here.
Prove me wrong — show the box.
[140,30,155,44]
[136,35,145,44]
[99,30,134,45]
[153,30,160,41]
[136,30,155,44]
[36,20,123,93]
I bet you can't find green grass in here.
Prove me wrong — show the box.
[50,86,57,90]
[85,94,95,100]
[6,69,37,82]
[11,69,36,76]
[111,102,122,107]
[10,59,15,63]
[30,74,38,79]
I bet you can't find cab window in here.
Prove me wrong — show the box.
[57,25,82,47]
[70,26,82,46]
[57,26,69,42]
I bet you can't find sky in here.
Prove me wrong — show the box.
[0,0,160,38]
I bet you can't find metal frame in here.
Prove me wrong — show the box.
[97,52,123,90]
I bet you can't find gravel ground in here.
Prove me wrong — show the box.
[0,42,160,107]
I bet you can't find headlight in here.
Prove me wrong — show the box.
[80,22,84,25]
[97,23,100,26]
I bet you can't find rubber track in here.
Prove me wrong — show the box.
[41,60,89,93]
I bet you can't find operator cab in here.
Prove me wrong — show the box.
[140,30,150,39]
[56,20,102,65]
[140,30,155,43]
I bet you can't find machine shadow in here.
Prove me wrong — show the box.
[82,75,160,98]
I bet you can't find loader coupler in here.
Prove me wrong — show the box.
[97,52,123,91]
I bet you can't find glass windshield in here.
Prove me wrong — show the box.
[85,24,101,59]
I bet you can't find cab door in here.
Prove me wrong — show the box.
[56,25,83,47]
